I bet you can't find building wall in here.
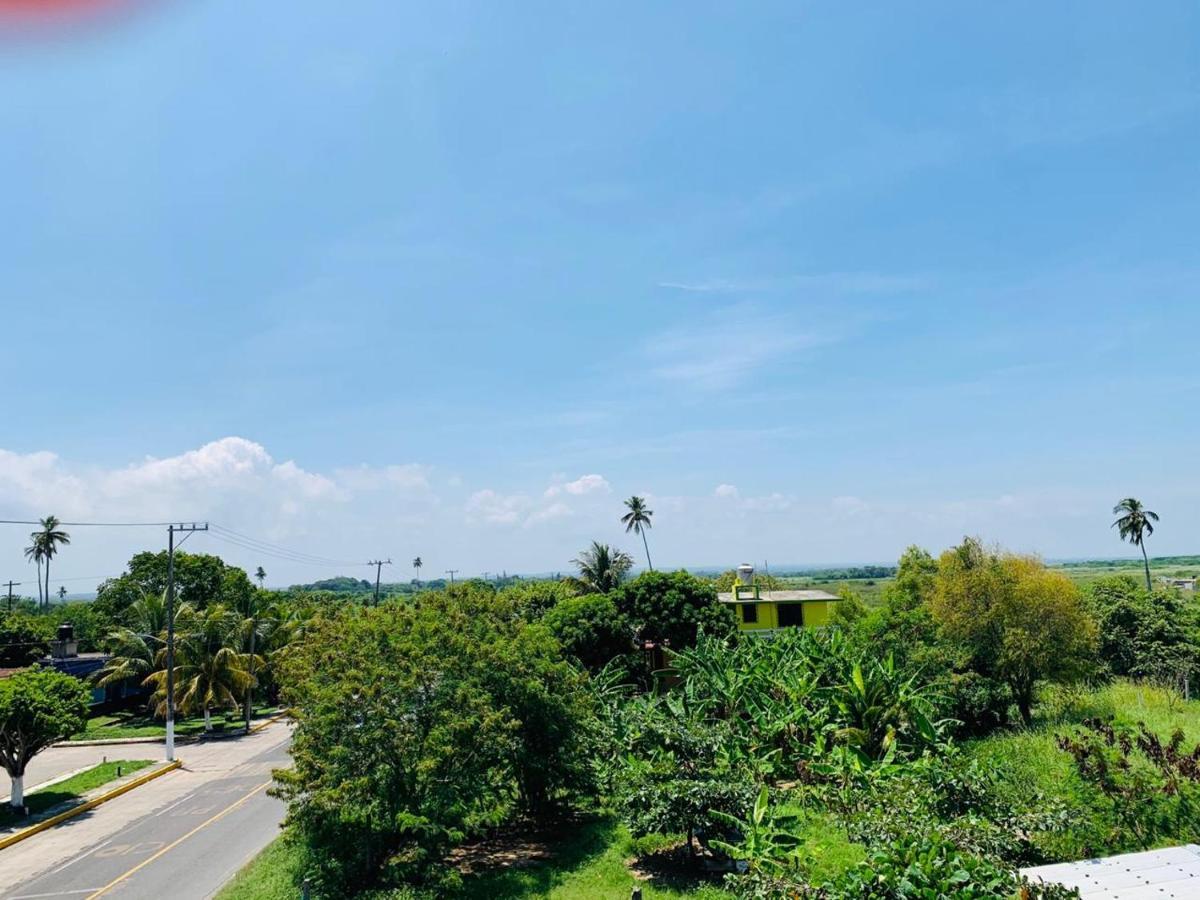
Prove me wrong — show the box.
[729,600,839,632]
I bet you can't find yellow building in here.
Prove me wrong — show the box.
[718,565,842,634]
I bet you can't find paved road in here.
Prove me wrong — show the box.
[1,744,160,805]
[1,726,290,900]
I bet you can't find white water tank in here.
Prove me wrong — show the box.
[736,564,755,585]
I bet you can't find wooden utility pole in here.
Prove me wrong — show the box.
[367,559,392,606]
[165,523,208,762]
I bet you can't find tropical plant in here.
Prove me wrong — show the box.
[1112,498,1160,591]
[611,569,737,652]
[254,566,267,590]
[145,603,255,731]
[30,516,70,610]
[23,543,43,607]
[621,495,654,571]
[0,667,90,808]
[412,556,422,586]
[710,786,805,876]
[569,541,633,594]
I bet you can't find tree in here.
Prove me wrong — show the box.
[274,589,593,890]
[31,516,70,611]
[412,556,422,586]
[145,603,254,731]
[23,542,43,607]
[570,541,633,594]
[620,496,654,571]
[544,593,633,672]
[610,570,737,652]
[254,566,267,590]
[1086,575,1199,685]
[1112,498,1160,591]
[0,614,51,667]
[95,550,253,622]
[57,586,67,602]
[930,538,1099,725]
[93,590,169,706]
[0,668,90,808]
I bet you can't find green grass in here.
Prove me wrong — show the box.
[70,704,281,741]
[0,759,153,829]
[217,818,733,900]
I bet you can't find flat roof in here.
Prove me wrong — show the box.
[1021,845,1200,898]
[718,589,841,604]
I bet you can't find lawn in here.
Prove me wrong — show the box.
[70,704,281,741]
[218,818,734,900]
[0,759,154,829]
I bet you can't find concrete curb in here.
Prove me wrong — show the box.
[0,759,183,851]
[56,712,288,748]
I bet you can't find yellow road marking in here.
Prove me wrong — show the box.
[85,780,271,899]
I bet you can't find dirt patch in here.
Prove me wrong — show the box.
[448,825,558,875]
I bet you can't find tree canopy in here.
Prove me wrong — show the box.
[0,667,91,807]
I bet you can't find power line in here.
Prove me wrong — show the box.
[208,524,368,567]
[203,530,372,569]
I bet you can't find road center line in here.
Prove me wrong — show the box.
[83,780,271,900]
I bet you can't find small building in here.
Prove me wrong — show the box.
[718,564,842,634]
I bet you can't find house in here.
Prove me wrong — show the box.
[718,564,842,634]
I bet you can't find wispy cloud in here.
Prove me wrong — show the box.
[644,305,826,389]
[658,272,929,296]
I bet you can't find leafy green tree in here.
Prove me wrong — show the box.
[1086,575,1199,684]
[543,593,633,672]
[0,667,90,807]
[610,570,736,652]
[31,516,70,610]
[95,550,254,622]
[499,578,574,621]
[0,613,51,667]
[1112,497,1160,591]
[931,539,1099,725]
[620,495,654,571]
[274,588,593,891]
[569,541,633,594]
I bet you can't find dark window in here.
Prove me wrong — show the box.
[777,603,805,628]
[742,603,758,624]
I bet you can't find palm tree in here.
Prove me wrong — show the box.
[1113,498,1160,591]
[93,590,169,700]
[412,556,423,586]
[620,496,654,571]
[145,603,254,731]
[23,543,43,606]
[570,541,634,594]
[57,586,67,602]
[32,516,70,610]
[254,566,267,590]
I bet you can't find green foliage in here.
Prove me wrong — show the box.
[0,667,91,787]
[94,550,255,622]
[569,541,634,594]
[0,612,52,666]
[274,588,595,893]
[499,579,575,621]
[932,539,1099,725]
[612,570,736,652]
[543,593,633,673]
[1085,576,1199,684]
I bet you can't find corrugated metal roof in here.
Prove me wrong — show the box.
[1021,845,1200,898]
[717,590,841,603]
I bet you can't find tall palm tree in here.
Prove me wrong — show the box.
[93,590,169,700]
[254,566,267,590]
[33,516,70,610]
[145,603,254,731]
[412,556,423,586]
[57,586,67,602]
[620,496,654,571]
[570,541,634,594]
[23,543,43,606]
[1112,497,1160,591]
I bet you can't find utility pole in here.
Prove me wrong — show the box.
[165,523,208,762]
[4,581,17,613]
[367,559,392,606]
[445,569,458,585]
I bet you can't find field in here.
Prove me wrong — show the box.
[220,680,1200,899]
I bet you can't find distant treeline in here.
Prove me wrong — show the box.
[774,564,897,580]
[1056,555,1200,569]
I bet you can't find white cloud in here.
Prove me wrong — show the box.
[525,502,573,526]
[545,473,610,497]
[831,495,870,517]
[714,483,740,499]
[465,489,530,525]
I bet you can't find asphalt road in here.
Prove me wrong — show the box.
[3,736,289,900]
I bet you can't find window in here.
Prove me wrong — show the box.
[742,603,758,624]
[777,603,804,628]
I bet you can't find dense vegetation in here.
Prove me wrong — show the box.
[4,515,1200,897]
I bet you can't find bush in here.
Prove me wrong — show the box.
[610,570,736,651]
[542,593,633,673]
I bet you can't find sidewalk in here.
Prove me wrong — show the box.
[0,720,292,888]
[1,744,160,806]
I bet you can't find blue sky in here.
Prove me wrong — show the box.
[1,1,1197,587]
